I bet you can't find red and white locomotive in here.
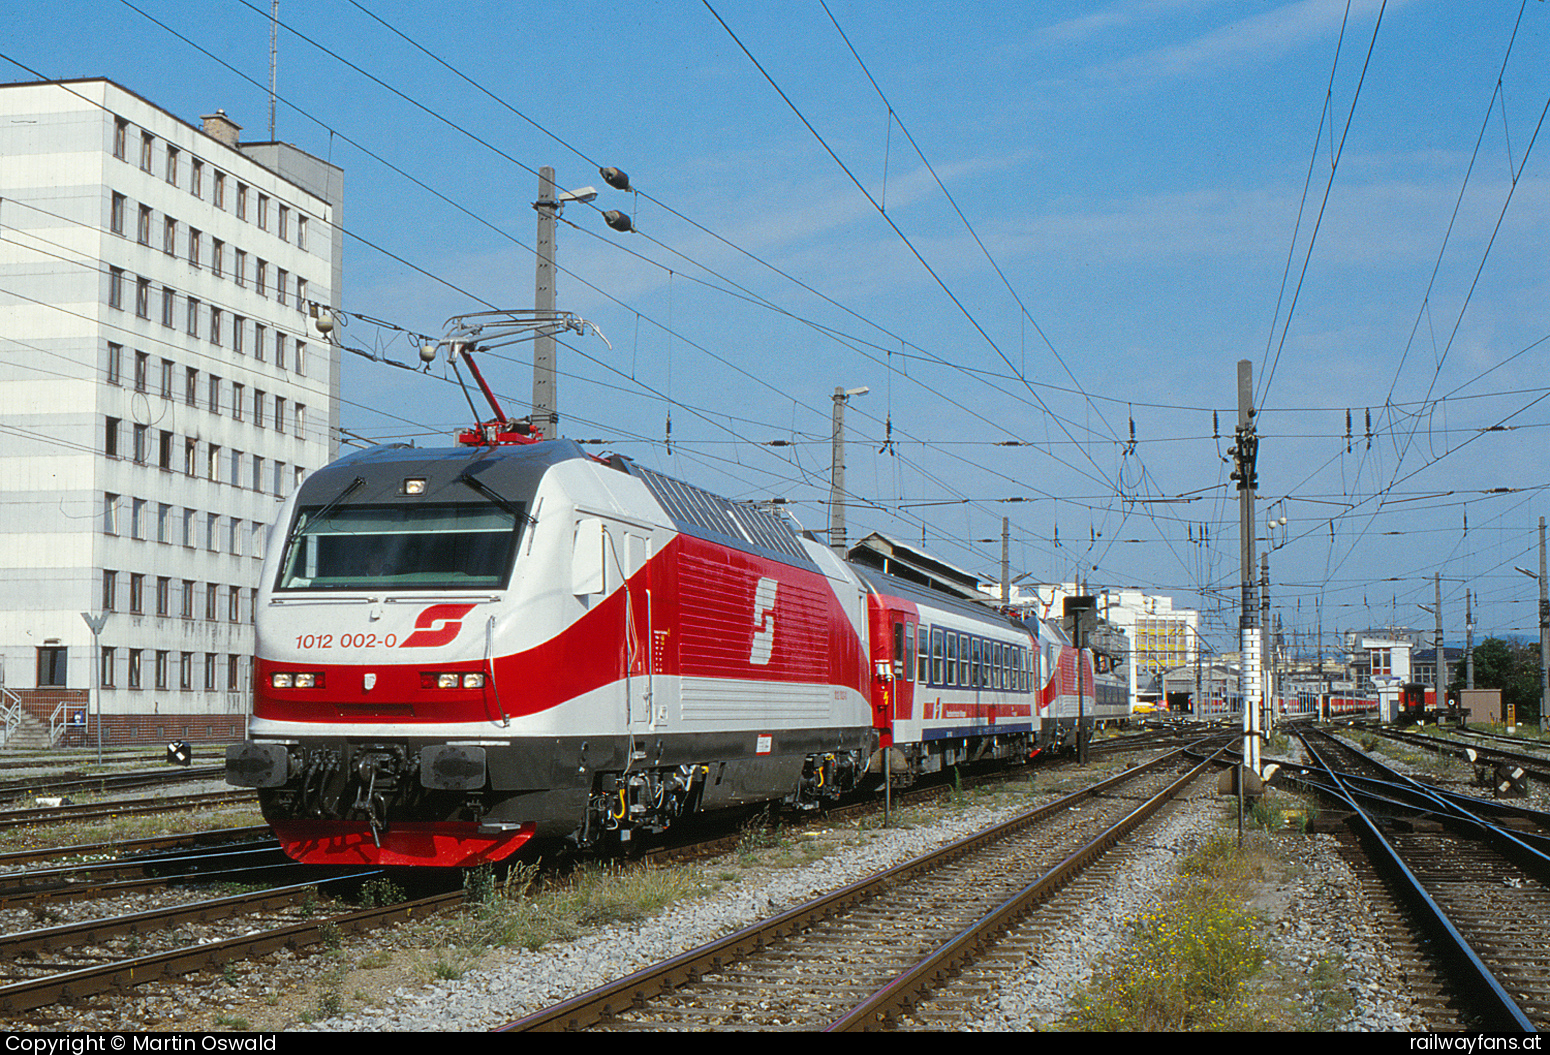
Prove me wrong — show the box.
[228,436,1124,866]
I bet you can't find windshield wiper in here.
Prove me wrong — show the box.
[457,471,536,526]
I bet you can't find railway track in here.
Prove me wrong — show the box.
[1290,726,1550,1031]
[500,745,1222,1031]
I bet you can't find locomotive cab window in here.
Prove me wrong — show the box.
[276,503,524,591]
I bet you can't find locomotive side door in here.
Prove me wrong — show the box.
[573,514,656,731]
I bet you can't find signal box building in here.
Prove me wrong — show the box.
[0,79,342,745]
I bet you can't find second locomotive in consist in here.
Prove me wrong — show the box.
[228,436,1123,867]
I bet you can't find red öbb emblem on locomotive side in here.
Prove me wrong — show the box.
[400,603,478,648]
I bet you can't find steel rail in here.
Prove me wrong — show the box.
[1296,730,1536,1032]
[0,888,462,1014]
[499,750,1191,1032]
[825,747,1221,1030]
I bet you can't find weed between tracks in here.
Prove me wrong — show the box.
[1064,790,1342,1032]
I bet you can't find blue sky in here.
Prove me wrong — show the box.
[6,0,1550,660]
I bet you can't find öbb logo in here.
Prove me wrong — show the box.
[400,603,477,648]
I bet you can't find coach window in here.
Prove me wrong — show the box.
[898,622,912,681]
[916,627,927,683]
[930,629,943,686]
[941,632,953,686]
[971,638,982,688]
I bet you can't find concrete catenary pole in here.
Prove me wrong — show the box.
[532,167,559,439]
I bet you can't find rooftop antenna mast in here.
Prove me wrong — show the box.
[268,0,278,140]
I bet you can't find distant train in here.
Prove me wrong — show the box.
[227,439,1130,867]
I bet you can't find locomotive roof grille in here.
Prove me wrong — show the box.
[630,464,810,564]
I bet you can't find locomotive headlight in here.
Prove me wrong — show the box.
[438,673,460,689]
[272,673,293,688]
[462,673,485,689]
[402,477,426,495]
[295,673,318,688]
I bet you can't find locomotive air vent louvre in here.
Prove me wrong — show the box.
[631,465,808,563]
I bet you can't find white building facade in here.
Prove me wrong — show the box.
[0,79,341,744]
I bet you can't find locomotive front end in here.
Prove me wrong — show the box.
[227,443,567,867]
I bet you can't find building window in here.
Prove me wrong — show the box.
[235,250,246,287]
[206,582,218,620]
[158,431,173,471]
[229,585,241,622]
[110,193,125,235]
[294,341,306,377]
[212,239,223,278]
[135,276,150,319]
[230,517,243,557]
[273,460,285,496]
[254,389,265,427]
[256,260,267,297]
[107,343,122,385]
[186,298,200,338]
[154,650,168,690]
[108,267,124,310]
[297,215,308,251]
[277,268,288,306]
[210,307,222,346]
[275,332,285,369]
[188,228,201,269]
[104,417,120,458]
[231,449,242,488]
[186,367,198,407]
[206,514,219,553]
[208,375,221,414]
[160,358,173,398]
[233,316,245,355]
[128,649,142,689]
[275,396,286,434]
[180,652,193,691]
[165,146,178,185]
[191,159,203,198]
[252,520,266,559]
[133,423,147,464]
[228,655,240,691]
[205,653,218,691]
[207,444,221,483]
[134,351,149,392]
[164,215,177,255]
[156,576,170,616]
[254,324,266,362]
[183,437,197,476]
[137,204,151,245]
[182,580,195,618]
[104,493,120,535]
[295,277,306,314]
[278,204,289,241]
[130,573,145,613]
[131,498,146,540]
[140,132,153,173]
[102,648,116,689]
[236,183,247,220]
[213,170,224,208]
[182,508,195,546]
[161,287,174,328]
[258,194,269,229]
[232,382,244,420]
[37,647,67,688]
[252,455,264,492]
[103,570,117,611]
[113,118,127,160]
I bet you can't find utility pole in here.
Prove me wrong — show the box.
[1258,551,1269,774]
[1231,360,1260,770]
[829,386,868,555]
[1434,573,1444,705]
[532,166,559,439]
[1001,517,1010,606]
[1540,517,1548,733]
[1466,589,1475,690]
